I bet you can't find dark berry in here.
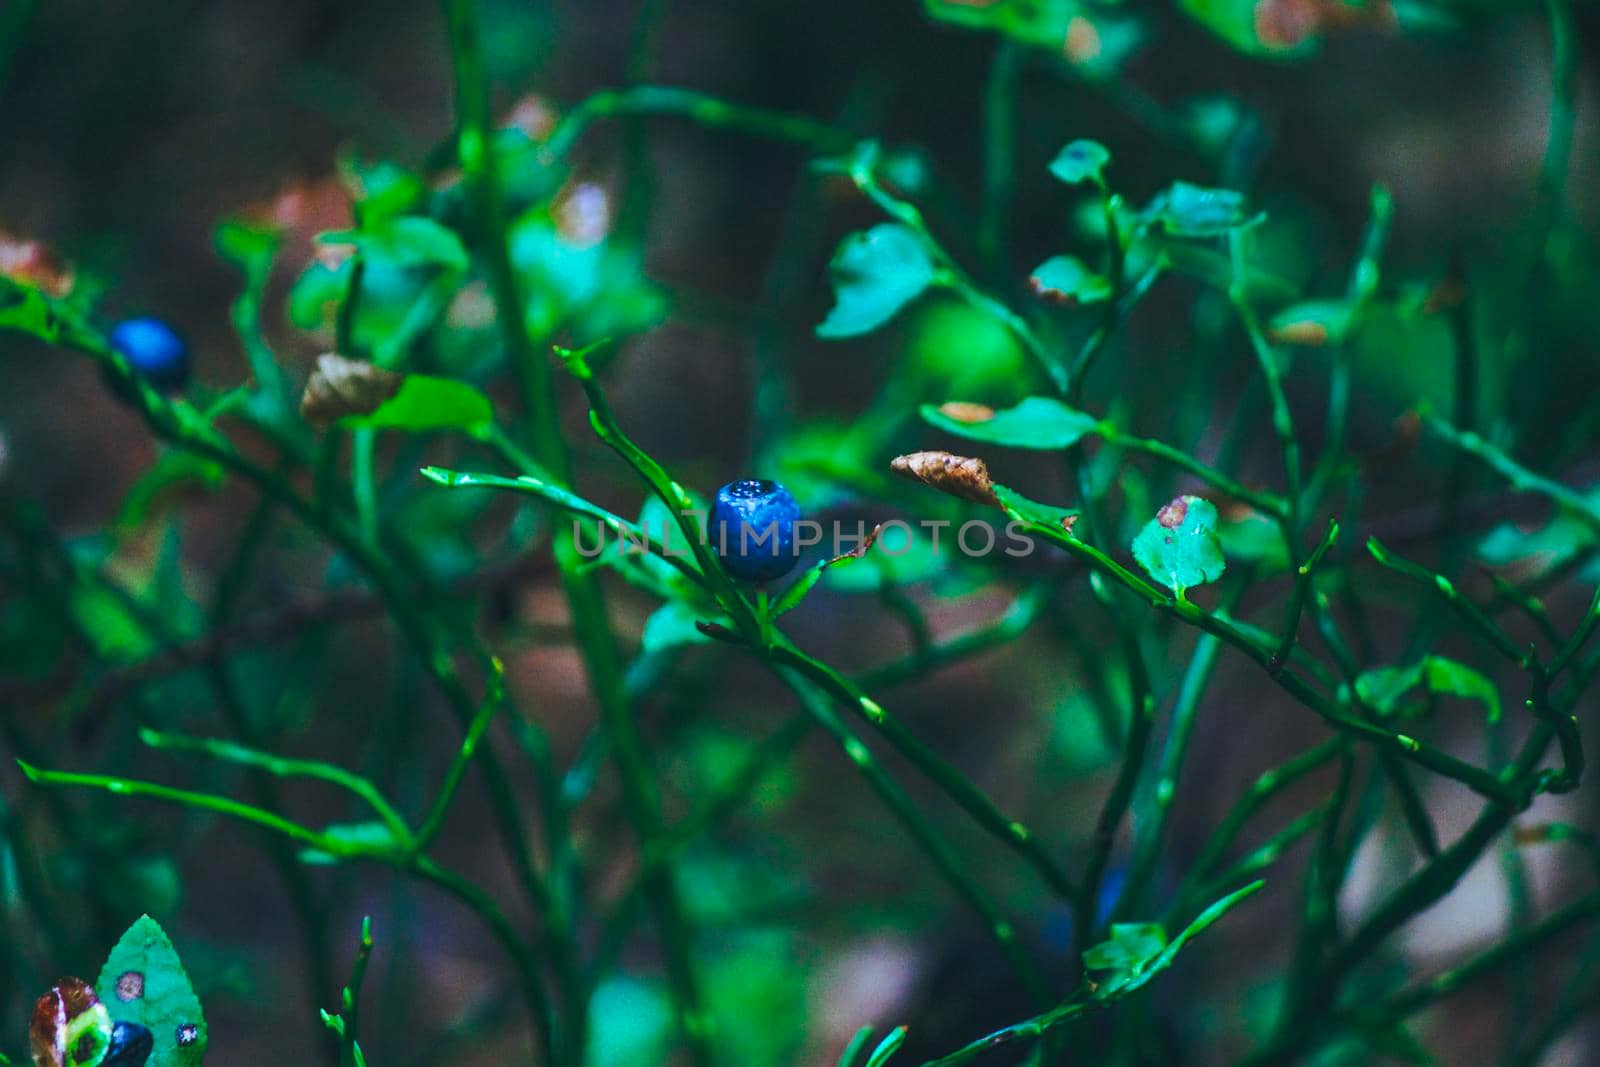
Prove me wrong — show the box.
[710,479,802,583]
[110,317,189,391]
[102,1021,153,1067]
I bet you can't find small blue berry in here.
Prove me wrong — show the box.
[110,317,189,391]
[711,479,802,583]
[102,1021,153,1067]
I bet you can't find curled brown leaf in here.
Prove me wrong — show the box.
[890,451,1000,507]
[300,354,403,427]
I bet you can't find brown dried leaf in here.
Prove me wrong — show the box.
[0,233,75,298]
[300,354,404,427]
[890,451,1000,507]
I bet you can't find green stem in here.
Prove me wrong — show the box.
[1010,514,1517,803]
[1271,518,1339,673]
[542,85,854,163]
[978,41,1022,280]
[776,668,1047,1004]
[1099,424,1289,519]
[440,7,709,1061]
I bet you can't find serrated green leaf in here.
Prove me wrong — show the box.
[817,224,936,338]
[1157,182,1261,238]
[922,397,1100,450]
[94,916,207,1067]
[1132,496,1226,593]
[1029,255,1112,305]
[341,374,492,433]
[1049,140,1110,186]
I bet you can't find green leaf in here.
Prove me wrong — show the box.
[1049,140,1110,186]
[922,397,1100,450]
[771,567,825,618]
[1217,510,1290,573]
[1029,255,1112,305]
[994,483,1080,531]
[94,915,207,1067]
[1156,181,1261,238]
[319,217,468,274]
[586,977,674,1067]
[508,215,667,343]
[1423,657,1502,723]
[1268,299,1354,347]
[1084,882,1263,1000]
[1355,656,1501,723]
[922,0,1078,51]
[817,224,936,338]
[338,153,427,224]
[1354,661,1424,714]
[1084,922,1167,976]
[341,374,493,433]
[641,601,720,654]
[1132,496,1226,593]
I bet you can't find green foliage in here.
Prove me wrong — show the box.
[1154,181,1261,238]
[341,375,492,433]
[1049,139,1111,186]
[1029,255,1111,304]
[923,396,1099,449]
[817,224,936,338]
[1355,656,1503,723]
[94,917,207,1067]
[1132,496,1226,593]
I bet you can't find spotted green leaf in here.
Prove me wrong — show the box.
[922,397,1100,450]
[95,916,207,1067]
[1049,140,1111,186]
[1029,256,1112,305]
[1132,496,1226,593]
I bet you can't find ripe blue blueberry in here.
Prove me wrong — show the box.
[711,479,802,583]
[102,1021,153,1067]
[110,317,189,391]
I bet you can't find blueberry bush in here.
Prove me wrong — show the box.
[1,0,1598,1064]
